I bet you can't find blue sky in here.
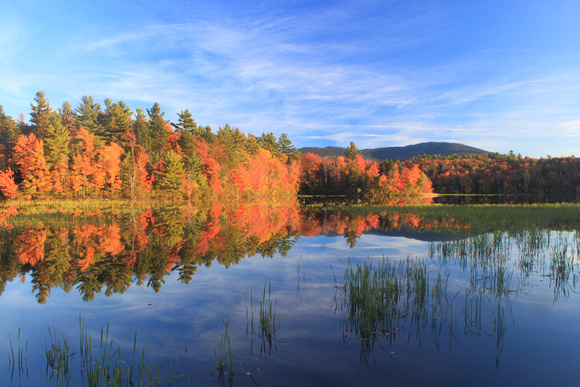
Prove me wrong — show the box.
[1,0,579,157]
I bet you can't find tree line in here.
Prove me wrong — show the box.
[0,93,433,202]
[404,153,580,202]
[0,92,301,200]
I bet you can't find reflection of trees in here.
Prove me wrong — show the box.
[3,202,580,307]
[0,200,305,302]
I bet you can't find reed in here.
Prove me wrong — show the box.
[8,328,29,384]
[39,316,186,386]
[213,320,260,385]
[45,326,74,385]
[259,278,280,341]
[213,320,234,378]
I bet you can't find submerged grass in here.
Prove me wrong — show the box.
[11,316,186,386]
[336,257,458,363]
[246,278,284,361]
[213,320,260,385]
[259,279,280,342]
[8,328,29,384]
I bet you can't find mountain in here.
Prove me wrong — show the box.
[299,141,491,161]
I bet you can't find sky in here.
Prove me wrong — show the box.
[0,0,579,157]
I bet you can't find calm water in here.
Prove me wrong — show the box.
[1,202,579,386]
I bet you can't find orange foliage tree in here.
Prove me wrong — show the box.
[12,133,52,197]
[0,168,18,198]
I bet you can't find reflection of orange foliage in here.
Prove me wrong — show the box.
[14,228,47,266]
[73,224,98,271]
[100,224,124,255]
[166,244,183,272]
[229,202,295,243]
[403,213,421,228]
[195,202,222,255]
[300,212,383,237]
[0,205,18,229]
[72,222,125,271]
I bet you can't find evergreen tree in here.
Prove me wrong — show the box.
[258,132,279,156]
[147,103,169,162]
[30,91,52,136]
[178,129,203,177]
[0,106,22,169]
[245,133,260,155]
[277,133,300,161]
[216,124,245,171]
[159,150,184,194]
[75,96,101,134]
[44,112,71,168]
[172,109,197,133]
[44,113,71,193]
[133,108,151,153]
[345,141,359,160]
[59,101,74,118]
[103,100,132,143]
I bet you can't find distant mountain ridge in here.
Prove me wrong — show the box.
[299,141,491,161]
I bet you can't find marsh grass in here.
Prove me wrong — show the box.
[213,320,234,379]
[246,278,284,361]
[321,203,580,233]
[336,257,461,363]
[45,327,74,385]
[8,328,28,384]
[0,199,158,230]
[259,279,280,342]
[427,228,580,364]
[34,316,186,386]
[213,320,260,386]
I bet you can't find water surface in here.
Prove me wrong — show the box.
[1,201,579,386]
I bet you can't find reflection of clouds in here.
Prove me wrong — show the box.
[296,234,429,259]
[3,229,580,384]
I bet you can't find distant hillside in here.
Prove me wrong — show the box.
[299,142,491,161]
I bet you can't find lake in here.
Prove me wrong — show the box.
[1,200,580,386]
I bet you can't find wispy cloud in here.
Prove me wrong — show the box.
[1,1,579,157]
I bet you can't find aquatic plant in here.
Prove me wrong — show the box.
[8,328,28,385]
[213,320,260,385]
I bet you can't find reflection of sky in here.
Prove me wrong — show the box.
[2,231,580,385]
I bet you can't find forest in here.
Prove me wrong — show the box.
[0,92,431,203]
[3,92,576,204]
[405,153,580,202]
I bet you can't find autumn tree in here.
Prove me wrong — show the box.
[96,142,124,195]
[12,133,52,197]
[70,128,97,196]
